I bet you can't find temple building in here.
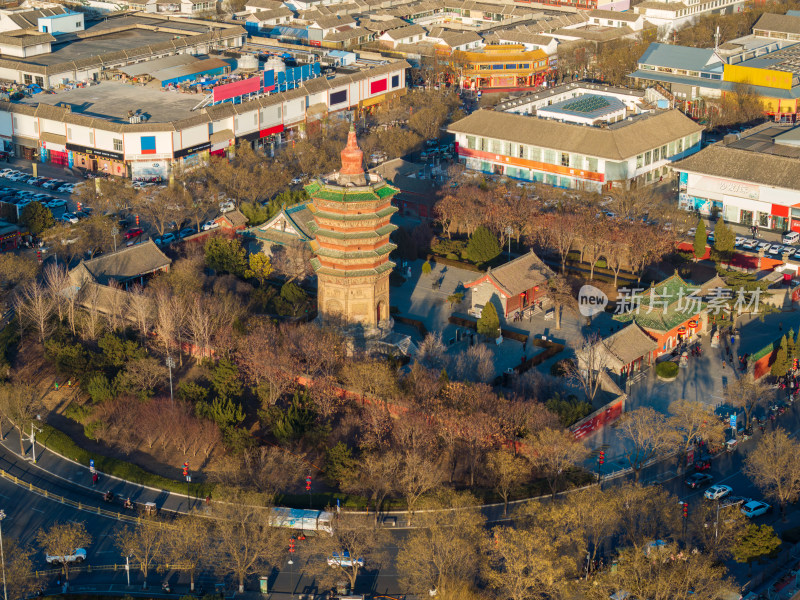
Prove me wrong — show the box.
[306,127,399,335]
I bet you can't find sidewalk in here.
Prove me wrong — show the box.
[0,424,203,516]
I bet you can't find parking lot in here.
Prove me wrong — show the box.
[686,226,800,259]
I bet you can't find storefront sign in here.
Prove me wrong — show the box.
[131,161,168,179]
[174,142,211,159]
[692,175,759,200]
[66,143,123,161]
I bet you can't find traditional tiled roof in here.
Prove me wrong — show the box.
[614,273,705,332]
[464,249,553,297]
[69,239,171,285]
[589,322,658,371]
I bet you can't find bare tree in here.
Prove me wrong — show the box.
[166,514,211,591]
[668,399,727,471]
[185,297,216,363]
[344,451,399,523]
[1,536,36,600]
[724,373,771,431]
[417,333,448,371]
[14,280,53,343]
[127,284,152,343]
[153,288,178,358]
[114,516,166,589]
[241,445,306,502]
[525,427,589,497]
[81,282,103,340]
[396,450,445,524]
[36,522,91,584]
[617,407,675,481]
[105,280,126,332]
[483,449,530,516]
[569,333,610,403]
[744,428,800,521]
[43,263,70,324]
[314,515,390,591]
[211,498,285,592]
[0,382,42,455]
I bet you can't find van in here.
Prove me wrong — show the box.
[783,231,800,245]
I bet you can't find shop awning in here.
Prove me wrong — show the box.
[12,135,38,148]
[210,129,233,144]
[42,132,66,146]
[360,94,385,108]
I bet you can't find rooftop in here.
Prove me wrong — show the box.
[16,79,203,123]
[638,42,723,73]
[673,124,800,191]
[70,239,171,285]
[465,249,554,298]
[449,108,703,160]
[538,93,626,119]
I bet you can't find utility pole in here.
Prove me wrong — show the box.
[29,417,42,464]
[166,356,175,406]
[0,510,6,600]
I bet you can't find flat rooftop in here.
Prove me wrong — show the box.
[17,79,202,123]
[539,94,626,119]
[19,15,225,67]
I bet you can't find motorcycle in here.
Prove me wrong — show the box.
[103,491,115,503]
[123,499,135,511]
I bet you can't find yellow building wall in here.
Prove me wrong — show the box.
[724,63,793,90]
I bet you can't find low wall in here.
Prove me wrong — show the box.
[571,394,626,440]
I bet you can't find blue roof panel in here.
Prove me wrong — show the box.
[638,42,723,74]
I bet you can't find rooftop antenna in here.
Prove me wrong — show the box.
[714,25,720,51]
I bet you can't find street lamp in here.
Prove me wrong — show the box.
[0,509,7,600]
[166,356,175,406]
[505,226,513,262]
[125,554,131,587]
[111,227,119,253]
[29,415,42,464]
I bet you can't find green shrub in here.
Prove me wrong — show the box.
[64,403,94,424]
[466,226,500,264]
[85,373,114,404]
[84,420,103,441]
[177,381,208,404]
[44,339,90,375]
[431,238,466,256]
[656,361,679,378]
[325,441,357,487]
[545,393,592,427]
[421,260,432,275]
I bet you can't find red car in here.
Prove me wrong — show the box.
[124,227,144,240]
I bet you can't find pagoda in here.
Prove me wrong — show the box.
[305,127,399,335]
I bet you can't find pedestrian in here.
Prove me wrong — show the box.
[92,472,98,486]
[54,382,58,391]
[205,495,211,506]
[722,359,726,369]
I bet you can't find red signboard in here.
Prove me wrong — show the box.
[260,124,284,138]
[370,78,387,94]
[213,77,261,103]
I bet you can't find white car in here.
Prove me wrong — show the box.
[57,184,75,193]
[687,227,696,237]
[327,552,364,568]
[7,172,27,182]
[201,220,220,231]
[741,500,772,518]
[61,213,79,224]
[219,201,235,213]
[704,484,732,501]
[743,239,759,250]
[46,548,86,564]
[768,245,784,255]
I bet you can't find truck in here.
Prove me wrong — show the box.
[269,507,334,534]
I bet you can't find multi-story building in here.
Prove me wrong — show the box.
[632,0,746,34]
[0,61,409,178]
[674,123,800,233]
[449,106,703,191]
[630,14,800,121]
[454,44,551,90]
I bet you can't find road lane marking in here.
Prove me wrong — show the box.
[30,507,44,513]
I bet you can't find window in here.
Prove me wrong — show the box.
[677,138,684,152]
[661,144,668,159]
[23,74,32,84]
[467,135,476,150]
[529,147,541,161]
[479,137,487,152]
[113,138,122,152]
[543,149,556,164]
[636,154,643,169]
[519,144,525,158]
[653,148,660,161]
[35,77,43,86]
[586,157,598,171]
[644,151,652,165]
[76,21,80,27]
[560,152,569,167]
[491,140,500,154]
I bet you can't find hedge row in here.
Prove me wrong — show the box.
[36,424,214,498]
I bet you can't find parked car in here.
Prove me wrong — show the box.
[57,183,75,193]
[201,220,219,231]
[160,232,176,245]
[61,213,79,224]
[178,227,195,239]
[742,239,759,250]
[45,548,86,564]
[124,227,144,240]
[685,473,713,489]
[719,496,748,510]
[704,484,732,501]
[42,179,64,189]
[741,500,772,518]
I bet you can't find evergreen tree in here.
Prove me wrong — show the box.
[693,219,707,261]
[771,335,790,378]
[714,219,735,260]
[467,226,501,264]
[734,524,781,575]
[477,303,500,339]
